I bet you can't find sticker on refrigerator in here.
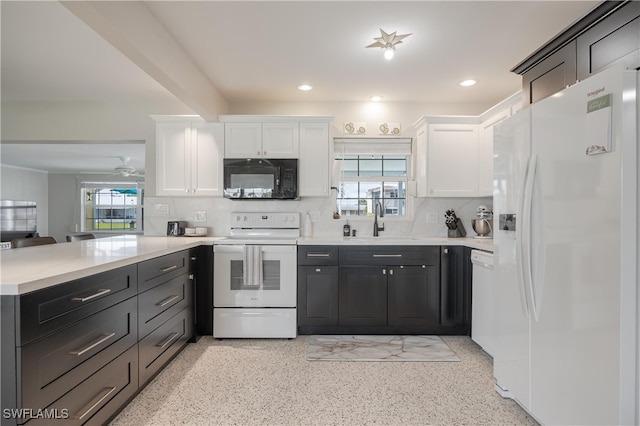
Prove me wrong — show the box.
[585,93,612,155]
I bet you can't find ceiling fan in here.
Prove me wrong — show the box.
[112,156,144,177]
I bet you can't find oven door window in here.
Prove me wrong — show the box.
[230,259,281,290]
[214,245,297,307]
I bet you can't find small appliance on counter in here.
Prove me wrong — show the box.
[167,221,187,236]
[471,205,493,239]
[444,209,466,237]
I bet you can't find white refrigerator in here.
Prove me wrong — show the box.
[493,64,638,425]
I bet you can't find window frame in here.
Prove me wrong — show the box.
[80,181,144,234]
[334,152,413,221]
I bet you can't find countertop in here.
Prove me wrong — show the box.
[0,235,223,296]
[0,235,492,296]
[297,236,494,252]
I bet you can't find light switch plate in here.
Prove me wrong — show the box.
[426,212,438,224]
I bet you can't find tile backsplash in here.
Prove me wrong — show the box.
[145,196,492,238]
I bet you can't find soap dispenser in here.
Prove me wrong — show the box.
[303,212,313,237]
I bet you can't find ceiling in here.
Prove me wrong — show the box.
[0,1,599,173]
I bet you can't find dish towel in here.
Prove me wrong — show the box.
[243,245,263,287]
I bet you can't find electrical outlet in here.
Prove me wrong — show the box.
[426,212,438,224]
[154,204,170,215]
[309,211,320,221]
[194,211,207,222]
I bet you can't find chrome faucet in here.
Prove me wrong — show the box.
[373,201,385,236]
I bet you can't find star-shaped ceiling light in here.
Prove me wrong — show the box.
[366,29,411,60]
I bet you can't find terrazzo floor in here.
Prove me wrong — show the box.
[110,336,539,426]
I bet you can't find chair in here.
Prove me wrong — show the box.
[66,233,96,242]
[11,236,57,248]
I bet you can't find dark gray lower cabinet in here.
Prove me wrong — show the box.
[27,345,139,426]
[297,265,339,327]
[339,267,387,327]
[440,246,471,334]
[298,245,458,335]
[388,265,439,327]
[1,248,198,426]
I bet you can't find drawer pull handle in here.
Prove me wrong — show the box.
[69,332,116,356]
[157,294,180,307]
[307,253,330,257]
[75,386,117,420]
[372,254,402,258]
[157,332,179,349]
[71,288,111,302]
[161,265,178,273]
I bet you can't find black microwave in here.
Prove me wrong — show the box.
[223,158,298,200]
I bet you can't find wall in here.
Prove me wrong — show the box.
[0,165,49,236]
[2,97,505,240]
[228,100,495,138]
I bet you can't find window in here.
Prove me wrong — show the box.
[335,154,409,217]
[81,182,144,233]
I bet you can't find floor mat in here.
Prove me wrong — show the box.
[307,335,460,362]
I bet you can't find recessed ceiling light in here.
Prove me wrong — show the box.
[370,95,383,102]
[459,79,477,87]
[297,84,313,91]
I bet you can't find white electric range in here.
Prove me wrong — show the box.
[213,212,299,338]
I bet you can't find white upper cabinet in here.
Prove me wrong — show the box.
[224,121,299,158]
[224,122,261,158]
[262,122,299,158]
[155,118,224,196]
[299,122,330,197]
[414,93,522,198]
[221,115,333,198]
[426,123,479,197]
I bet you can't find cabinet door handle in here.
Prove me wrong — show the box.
[157,332,179,349]
[75,386,117,420]
[189,274,194,280]
[373,254,402,258]
[307,253,330,257]
[443,248,449,254]
[191,256,197,261]
[69,332,116,356]
[389,269,394,275]
[71,288,111,302]
[382,269,386,275]
[157,294,180,307]
[161,265,178,273]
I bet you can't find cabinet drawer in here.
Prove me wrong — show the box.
[28,344,139,426]
[339,246,439,266]
[19,265,137,345]
[139,308,191,386]
[20,297,137,411]
[138,250,189,293]
[298,246,339,266]
[138,274,191,339]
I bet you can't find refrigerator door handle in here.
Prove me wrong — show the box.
[523,155,539,322]
[516,156,531,319]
